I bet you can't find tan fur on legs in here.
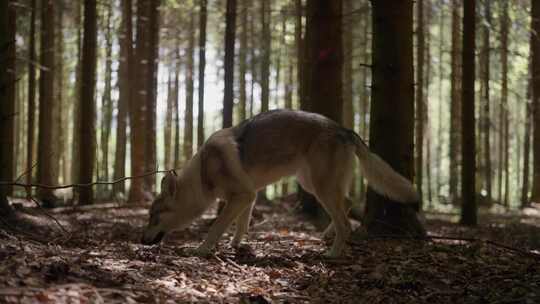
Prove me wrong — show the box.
[196,192,256,255]
[231,199,255,247]
[322,197,353,239]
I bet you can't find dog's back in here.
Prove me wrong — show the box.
[231,109,348,188]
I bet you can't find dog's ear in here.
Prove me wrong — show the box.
[161,172,177,197]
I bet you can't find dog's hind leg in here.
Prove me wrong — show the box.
[231,199,255,248]
[322,196,353,239]
[196,192,256,255]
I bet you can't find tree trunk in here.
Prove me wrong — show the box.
[436,4,444,198]
[173,46,181,168]
[460,0,476,226]
[500,1,510,207]
[424,0,433,205]
[481,0,492,204]
[54,4,64,184]
[415,0,425,201]
[78,0,97,205]
[260,0,271,113]
[197,0,207,147]
[37,0,57,206]
[113,0,133,197]
[129,0,150,203]
[71,1,82,185]
[223,0,237,128]
[184,13,195,160]
[164,72,173,170]
[530,0,540,204]
[299,0,344,227]
[100,3,113,190]
[145,0,159,192]
[364,0,425,237]
[449,0,462,204]
[342,0,354,130]
[295,0,304,108]
[26,0,37,196]
[238,0,247,121]
[0,0,15,216]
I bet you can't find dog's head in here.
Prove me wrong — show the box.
[141,172,180,245]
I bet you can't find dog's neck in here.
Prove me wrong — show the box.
[177,152,214,211]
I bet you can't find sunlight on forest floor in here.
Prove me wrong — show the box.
[0,198,539,303]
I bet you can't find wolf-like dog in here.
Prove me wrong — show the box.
[141,110,419,257]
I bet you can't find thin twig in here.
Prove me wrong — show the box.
[30,198,69,235]
[0,169,177,190]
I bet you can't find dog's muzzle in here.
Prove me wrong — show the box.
[141,231,165,245]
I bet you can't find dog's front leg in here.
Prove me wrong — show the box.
[194,192,255,256]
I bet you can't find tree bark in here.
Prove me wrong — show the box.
[100,3,114,188]
[460,0,476,226]
[184,13,195,160]
[197,0,207,147]
[500,1,510,207]
[26,0,37,196]
[145,0,159,192]
[129,0,150,203]
[37,0,57,206]
[71,1,82,185]
[223,0,237,128]
[260,0,271,113]
[113,0,133,197]
[78,0,97,205]
[530,0,540,204]
[0,0,15,215]
[449,0,462,204]
[481,0,492,204]
[238,0,247,121]
[364,0,425,237]
[415,0,425,201]
[342,0,354,130]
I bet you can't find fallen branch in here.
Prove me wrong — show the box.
[0,169,177,190]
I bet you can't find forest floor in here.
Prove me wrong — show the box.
[0,197,539,304]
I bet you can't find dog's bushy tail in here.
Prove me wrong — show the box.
[348,130,419,203]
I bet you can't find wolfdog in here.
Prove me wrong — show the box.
[141,110,419,257]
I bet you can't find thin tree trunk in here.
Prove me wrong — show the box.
[460,0,476,226]
[0,0,15,215]
[129,0,150,203]
[500,1,510,207]
[530,0,540,204]
[145,0,159,192]
[342,0,354,130]
[37,0,57,206]
[238,0,247,121]
[197,0,207,147]
[436,3,444,198]
[78,0,97,205]
[164,72,173,170]
[295,0,304,108]
[424,0,433,205]
[54,3,64,184]
[26,0,37,196]
[223,0,237,128]
[260,0,271,113]
[100,3,114,188]
[449,0,462,204]
[415,0,425,202]
[522,97,532,207]
[71,1,82,185]
[174,46,181,168]
[184,13,195,160]
[113,0,133,197]
[482,0,492,203]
